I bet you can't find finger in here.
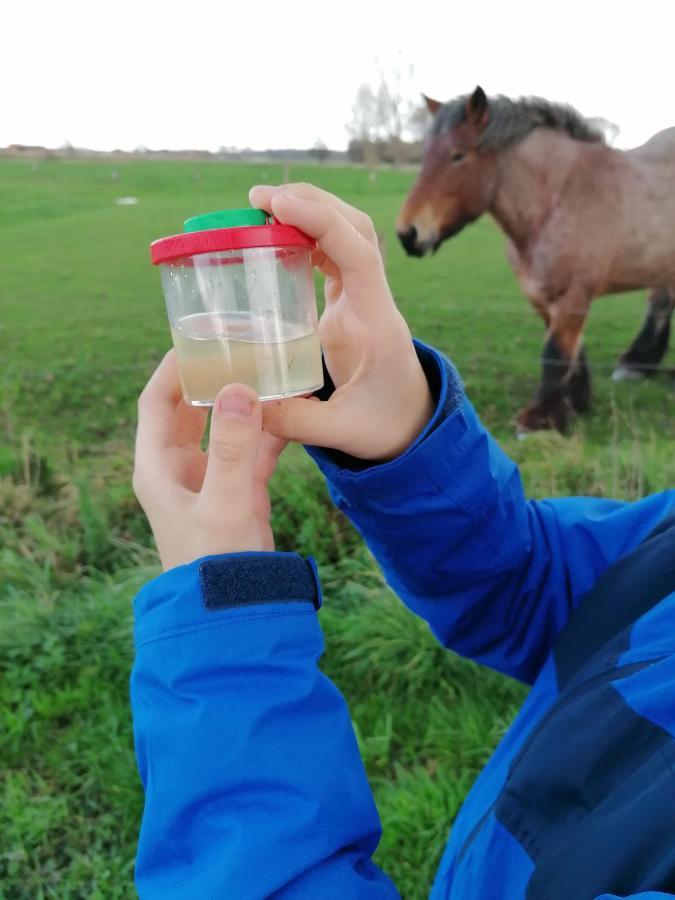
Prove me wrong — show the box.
[136,350,182,459]
[255,430,288,486]
[174,397,208,447]
[250,183,378,246]
[311,247,341,282]
[201,384,263,507]
[262,395,352,450]
[253,486,272,524]
[270,193,384,294]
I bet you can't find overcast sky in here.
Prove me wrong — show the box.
[3,1,672,152]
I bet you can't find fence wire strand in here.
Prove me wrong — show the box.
[2,355,674,386]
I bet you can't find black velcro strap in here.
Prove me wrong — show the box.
[198,553,321,612]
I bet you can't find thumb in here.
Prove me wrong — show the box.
[202,384,262,503]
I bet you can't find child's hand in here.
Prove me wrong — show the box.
[250,184,434,461]
[133,351,285,570]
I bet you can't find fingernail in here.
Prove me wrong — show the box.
[218,391,254,418]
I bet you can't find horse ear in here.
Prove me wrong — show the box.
[422,93,442,115]
[466,86,489,128]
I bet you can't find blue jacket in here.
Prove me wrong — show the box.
[131,344,675,899]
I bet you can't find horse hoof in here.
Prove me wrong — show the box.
[517,407,553,433]
[612,365,645,383]
[517,402,570,433]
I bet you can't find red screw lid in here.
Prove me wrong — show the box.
[150,224,315,265]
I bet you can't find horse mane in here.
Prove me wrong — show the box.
[433,94,606,148]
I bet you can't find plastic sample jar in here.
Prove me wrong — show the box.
[150,209,323,405]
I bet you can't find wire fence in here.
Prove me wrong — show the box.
[1,348,672,375]
[2,355,673,397]
[2,295,673,383]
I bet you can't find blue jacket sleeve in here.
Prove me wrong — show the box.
[130,552,398,899]
[306,344,675,684]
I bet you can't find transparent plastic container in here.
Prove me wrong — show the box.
[150,209,323,405]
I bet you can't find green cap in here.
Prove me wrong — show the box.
[183,208,268,232]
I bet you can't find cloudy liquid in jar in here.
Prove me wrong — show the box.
[171,312,323,405]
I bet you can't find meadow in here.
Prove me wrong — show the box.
[0,156,673,899]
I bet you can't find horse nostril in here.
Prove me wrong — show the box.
[397,226,425,257]
[398,226,417,252]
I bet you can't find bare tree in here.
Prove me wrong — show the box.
[310,138,329,163]
[347,62,422,168]
[373,61,417,165]
[347,84,380,167]
[407,102,432,142]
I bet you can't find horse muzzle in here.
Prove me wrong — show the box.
[397,217,471,258]
[397,226,428,257]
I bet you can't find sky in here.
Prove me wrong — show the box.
[2,1,673,152]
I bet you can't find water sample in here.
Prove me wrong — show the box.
[171,311,323,404]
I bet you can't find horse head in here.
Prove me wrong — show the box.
[397,86,498,257]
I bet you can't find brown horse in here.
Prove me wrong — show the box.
[397,87,675,431]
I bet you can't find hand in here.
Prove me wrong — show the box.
[250,183,434,461]
[133,351,286,570]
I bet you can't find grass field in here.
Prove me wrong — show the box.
[1,156,673,899]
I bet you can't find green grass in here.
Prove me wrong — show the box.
[1,157,673,899]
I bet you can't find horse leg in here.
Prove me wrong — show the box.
[517,290,591,433]
[613,286,674,381]
[567,342,592,413]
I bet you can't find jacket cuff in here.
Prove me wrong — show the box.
[307,340,465,474]
[306,396,475,507]
[134,552,322,648]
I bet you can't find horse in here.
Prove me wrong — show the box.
[397,87,675,431]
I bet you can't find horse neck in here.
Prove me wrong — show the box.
[488,130,586,249]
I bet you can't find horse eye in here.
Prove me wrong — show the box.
[451,151,465,163]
